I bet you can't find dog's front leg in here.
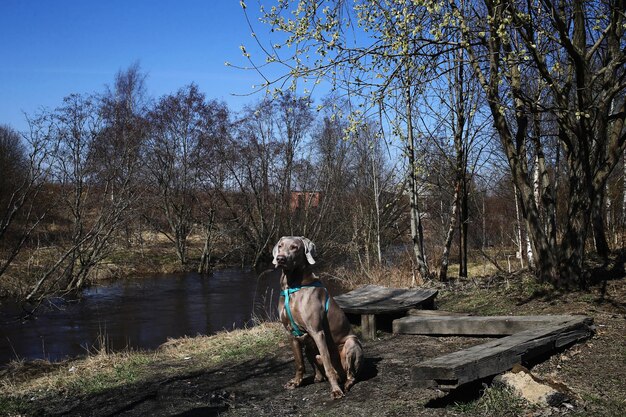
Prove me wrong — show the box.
[304,337,326,383]
[309,330,344,399]
[285,336,306,389]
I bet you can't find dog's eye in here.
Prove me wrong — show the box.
[291,244,298,250]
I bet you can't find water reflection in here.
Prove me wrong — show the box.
[0,269,281,365]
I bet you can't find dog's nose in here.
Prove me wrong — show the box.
[276,255,286,264]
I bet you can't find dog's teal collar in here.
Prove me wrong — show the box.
[280,281,330,337]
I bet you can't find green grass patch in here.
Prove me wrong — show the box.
[0,395,33,417]
[452,385,531,416]
[573,394,626,417]
[439,286,514,315]
[438,273,555,315]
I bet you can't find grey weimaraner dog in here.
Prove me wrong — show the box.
[272,236,363,399]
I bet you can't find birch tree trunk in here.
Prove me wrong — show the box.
[405,70,429,279]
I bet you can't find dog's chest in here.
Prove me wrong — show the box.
[279,283,328,337]
[278,295,300,332]
[279,290,315,337]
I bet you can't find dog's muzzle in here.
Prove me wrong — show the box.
[275,255,288,267]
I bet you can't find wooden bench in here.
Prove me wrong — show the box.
[334,285,438,340]
[393,314,595,389]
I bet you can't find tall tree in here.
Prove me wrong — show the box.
[275,92,314,234]
[27,93,137,299]
[0,124,52,279]
[214,100,275,267]
[448,0,626,287]
[146,84,226,267]
[420,46,490,280]
[250,0,443,279]
[97,63,149,246]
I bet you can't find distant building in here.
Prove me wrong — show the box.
[290,191,321,211]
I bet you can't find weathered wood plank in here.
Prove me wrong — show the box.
[410,316,594,389]
[393,315,577,336]
[334,285,438,314]
[406,309,471,317]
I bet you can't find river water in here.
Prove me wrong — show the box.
[0,269,283,365]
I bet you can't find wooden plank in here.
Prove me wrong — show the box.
[334,285,438,314]
[410,316,594,389]
[406,309,471,317]
[393,315,576,336]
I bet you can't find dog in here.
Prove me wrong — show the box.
[272,236,363,399]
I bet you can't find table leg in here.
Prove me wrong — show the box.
[361,314,376,340]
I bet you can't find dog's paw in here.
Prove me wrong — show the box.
[330,387,344,400]
[314,373,327,383]
[344,377,356,392]
[284,378,303,390]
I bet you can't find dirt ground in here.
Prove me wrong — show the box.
[11,275,626,417]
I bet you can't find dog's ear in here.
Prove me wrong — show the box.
[300,237,316,265]
[272,237,285,266]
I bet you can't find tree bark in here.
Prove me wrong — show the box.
[592,187,610,258]
[459,177,468,278]
[198,209,215,274]
[405,68,429,280]
[439,183,460,281]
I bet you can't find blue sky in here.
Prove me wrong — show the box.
[0,1,277,133]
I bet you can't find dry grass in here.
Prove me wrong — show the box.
[323,253,524,292]
[324,264,423,289]
[0,322,285,411]
[159,322,285,362]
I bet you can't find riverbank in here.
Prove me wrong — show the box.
[0,232,247,299]
[0,322,286,415]
[1,272,625,416]
[0,269,270,365]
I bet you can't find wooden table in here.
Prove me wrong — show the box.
[334,285,438,339]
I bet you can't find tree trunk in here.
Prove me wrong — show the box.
[554,167,591,288]
[405,71,429,280]
[622,141,626,247]
[175,227,188,266]
[439,183,460,281]
[592,187,610,258]
[458,177,468,278]
[372,140,383,266]
[514,185,525,269]
[198,209,215,274]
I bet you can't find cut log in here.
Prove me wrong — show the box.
[407,315,594,389]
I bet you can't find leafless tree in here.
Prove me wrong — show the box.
[275,92,315,233]
[213,98,284,267]
[451,0,626,286]
[0,124,53,279]
[97,63,150,247]
[26,93,137,300]
[349,121,408,272]
[145,84,227,267]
